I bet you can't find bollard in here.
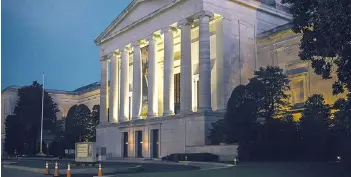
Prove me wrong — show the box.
[98,163,103,176]
[44,161,49,175]
[234,157,237,166]
[66,163,71,177]
[53,161,59,177]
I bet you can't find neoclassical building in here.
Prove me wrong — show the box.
[94,0,298,159]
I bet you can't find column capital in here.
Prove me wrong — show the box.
[100,55,109,61]
[178,18,194,28]
[120,45,132,53]
[131,40,148,49]
[161,26,178,35]
[145,33,161,43]
[194,10,214,20]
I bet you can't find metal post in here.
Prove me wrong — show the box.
[39,72,45,155]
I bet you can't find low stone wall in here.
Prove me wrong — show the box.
[185,144,238,161]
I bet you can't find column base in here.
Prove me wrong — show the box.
[197,107,213,113]
[180,109,193,114]
[147,113,158,118]
[119,117,129,122]
[131,116,140,120]
[163,111,174,116]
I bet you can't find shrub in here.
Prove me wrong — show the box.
[161,153,219,162]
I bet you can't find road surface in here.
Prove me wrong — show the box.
[2,168,45,177]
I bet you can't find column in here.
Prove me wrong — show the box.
[132,41,142,119]
[99,56,108,124]
[216,16,234,110]
[162,27,177,116]
[197,11,213,112]
[179,18,193,113]
[119,47,130,121]
[147,34,159,117]
[109,52,119,122]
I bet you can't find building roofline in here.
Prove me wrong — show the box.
[2,82,102,95]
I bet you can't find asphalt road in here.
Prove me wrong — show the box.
[2,168,45,177]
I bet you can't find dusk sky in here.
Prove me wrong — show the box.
[2,0,131,91]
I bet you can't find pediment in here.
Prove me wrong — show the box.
[95,0,176,45]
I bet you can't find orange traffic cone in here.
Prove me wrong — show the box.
[53,161,59,177]
[66,163,71,177]
[97,163,103,176]
[44,161,49,175]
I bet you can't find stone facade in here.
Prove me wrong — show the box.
[94,0,295,159]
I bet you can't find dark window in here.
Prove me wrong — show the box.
[107,108,110,122]
[174,73,180,114]
[129,97,131,120]
[197,80,199,108]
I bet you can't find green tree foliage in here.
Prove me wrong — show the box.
[333,94,351,164]
[4,81,59,155]
[251,66,291,121]
[208,66,292,161]
[300,94,333,160]
[63,104,99,150]
[282,0,351,94]
[83,104,100,142]
[64,104,91,149]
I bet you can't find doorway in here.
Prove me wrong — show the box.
[150,129,159,158]
[123,132,128,158]
[135,131,143,158]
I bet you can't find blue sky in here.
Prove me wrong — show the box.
[2,0,131,91]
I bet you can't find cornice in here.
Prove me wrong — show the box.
[95,0,182,45]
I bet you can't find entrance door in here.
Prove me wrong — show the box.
[123,132,128,158]
[135,131,143,158]
[151,129,159,158]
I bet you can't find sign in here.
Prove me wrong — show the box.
[75,142,96,162]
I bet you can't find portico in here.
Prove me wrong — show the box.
[94,0,291,158]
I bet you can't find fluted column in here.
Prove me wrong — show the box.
[197,11,213,112]
[179,18,193,113]
[132,41,142,119]
[99,56,109,124]
[119,47,130,121]
[162,27,177,116]
[146,34,160,117]
[109,52,119,123]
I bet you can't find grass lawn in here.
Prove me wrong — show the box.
[116,162,350,177]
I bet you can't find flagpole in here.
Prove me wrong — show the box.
[39,72,45,155]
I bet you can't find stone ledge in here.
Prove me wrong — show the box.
[97,111,225,129]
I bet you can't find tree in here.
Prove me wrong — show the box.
[333,94,351,164]
[4,81,59,155]
[208,66,291,161]
[250,66,291,121]
[64,104,91,149]
[4,115,24,155]
[83,105,100,142]
[282,0,351,94]
[299,94,332,160]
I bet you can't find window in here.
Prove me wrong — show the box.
[129,96,132,120]
[197,80,199,108]
[292,80,304,104]
[174,73,180,114]
[107,108,110,122]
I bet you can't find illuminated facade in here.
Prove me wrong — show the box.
[94,0,294,158]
